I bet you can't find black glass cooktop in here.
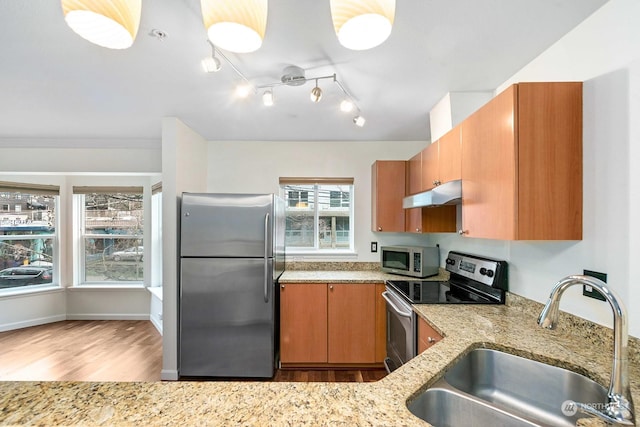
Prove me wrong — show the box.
[386,279,501,304]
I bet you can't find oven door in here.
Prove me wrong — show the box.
[382,286,416,373]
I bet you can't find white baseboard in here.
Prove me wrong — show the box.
[150,315,163,335]
[0,314,66,332]
[66,314,150,321]
[161,369,179,381]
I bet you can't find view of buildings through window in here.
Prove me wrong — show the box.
[80,192,144,283]
[0,190,56,290]
[281,183,353,251]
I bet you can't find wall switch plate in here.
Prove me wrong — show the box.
[583,269,607,301]
[371,242,378,253]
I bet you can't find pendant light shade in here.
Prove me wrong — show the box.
[61,0,141,49]
[330,0,395,50]
[200,0,268,53]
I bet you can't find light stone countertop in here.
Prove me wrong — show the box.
[0,276,637,426]
[278,269,448,283]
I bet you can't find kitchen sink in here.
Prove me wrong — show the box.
[408,348,608,427]
[408,386,538,427]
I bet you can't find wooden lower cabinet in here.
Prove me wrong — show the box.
[280,282,385,367]
[417,317,443,353]
[280,283,328,364]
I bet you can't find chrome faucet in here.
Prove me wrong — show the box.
[538,275,634,425]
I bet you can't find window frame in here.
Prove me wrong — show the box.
[0,183,59,293]
[73,188,145,286]
[279,178,355,255]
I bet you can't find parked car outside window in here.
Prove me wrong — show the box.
[111,246,143,262]
[0,266,53,289]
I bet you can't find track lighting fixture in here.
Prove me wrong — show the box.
[235,83,252,98]
[310,80,323,103]
[262,90,274,106]
[340,99,355,113]
[202,41,222,72]
[353,115,366,127]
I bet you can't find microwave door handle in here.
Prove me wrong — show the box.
[381,291,413,318]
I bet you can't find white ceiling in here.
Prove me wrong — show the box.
[0,0,608,143]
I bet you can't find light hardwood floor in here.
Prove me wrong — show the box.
[0,321,386,383]
[0,320,162,382]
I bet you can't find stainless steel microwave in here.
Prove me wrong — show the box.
[380,246,440,278]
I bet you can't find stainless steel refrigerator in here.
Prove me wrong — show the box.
[179,193,285,378]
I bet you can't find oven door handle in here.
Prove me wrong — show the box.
[382,291,413,318]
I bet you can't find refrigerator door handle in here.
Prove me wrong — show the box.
[264,212,269,303]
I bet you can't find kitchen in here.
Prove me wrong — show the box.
[1,0,640,425]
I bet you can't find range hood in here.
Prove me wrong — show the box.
[403,180,462,209]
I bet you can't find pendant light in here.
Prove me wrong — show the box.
[200,0,268,53]
[330,0,395,50]
[61,0,142,49]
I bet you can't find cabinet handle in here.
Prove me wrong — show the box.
[458,229,468,236]
[416,228,420,232]
[329,285,334,290]
[377,227,382,231]
[428,337,436,343]
[281,284,285,289]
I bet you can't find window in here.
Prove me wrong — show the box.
[280,178,354,252]
[74,187,144,284]
[0,182,58,291]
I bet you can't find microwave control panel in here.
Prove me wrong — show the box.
[413,253,421,273]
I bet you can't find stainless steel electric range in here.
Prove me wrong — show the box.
[382,251,508,372]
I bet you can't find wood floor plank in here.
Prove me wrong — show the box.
[0,321,387,383]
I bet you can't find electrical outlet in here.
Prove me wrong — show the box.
[371,242,378,253]
[583,269,607,301]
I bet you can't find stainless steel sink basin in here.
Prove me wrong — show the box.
[408,348,609,427]
[408,386,539,427]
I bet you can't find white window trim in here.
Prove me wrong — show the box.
[73,193,145,286]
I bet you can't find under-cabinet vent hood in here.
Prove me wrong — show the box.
[403,180,462,208]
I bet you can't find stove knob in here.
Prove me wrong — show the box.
[446,258,455,265]
[480,267,487,275]
[486,270,494,278]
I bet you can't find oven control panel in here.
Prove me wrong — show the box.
[445,251,508,290]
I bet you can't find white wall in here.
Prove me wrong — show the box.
[430,0,640,338]
[161,118,208,380]
[206,140,434,262]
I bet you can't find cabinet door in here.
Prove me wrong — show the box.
[417,317,442,353]
[374,283,387,363]
[280,283,328,363]
[461,85,517,240]
[407,152,422,195]
[327,284,376,363]
[438,125,462,183]
[420,142,439,191]
[371,161,406,232]
[405,208,423,233]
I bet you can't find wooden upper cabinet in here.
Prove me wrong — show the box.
[461,82,582,240]
[371,161,406,232]
[438,125,462,183]
[407,152,422,195]
[420,142,439,191]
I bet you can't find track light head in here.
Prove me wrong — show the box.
[310,80,323,103]
[353,115,365,127]
[340,99,354,112]
[262,90,274,106]
[202,56,221,73]
[235,83,252,98]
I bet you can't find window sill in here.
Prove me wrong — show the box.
[286,250,358,262]
[69,284,146,291]
[147,286,162,300]
[0,285,64,300]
